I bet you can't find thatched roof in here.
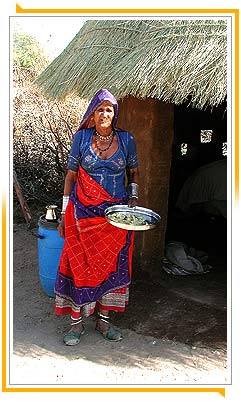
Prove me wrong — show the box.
[35,19,227,109]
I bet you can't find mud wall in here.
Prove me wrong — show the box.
[117,97,174,274]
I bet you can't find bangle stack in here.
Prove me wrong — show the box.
[127,183,139,200]
[61,195,69,215]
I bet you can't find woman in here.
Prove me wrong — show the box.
[56,88,139,346]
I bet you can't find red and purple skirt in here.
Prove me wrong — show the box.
[54,166,134,318]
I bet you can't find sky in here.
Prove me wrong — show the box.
[11,16,86,59]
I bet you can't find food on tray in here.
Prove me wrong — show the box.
[107,211,148,226]
[105,205,161,231]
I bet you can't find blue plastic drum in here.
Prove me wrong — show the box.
[38,215,64,297]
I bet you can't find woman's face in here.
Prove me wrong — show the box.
[93,100,115,130]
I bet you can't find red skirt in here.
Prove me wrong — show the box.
[54,166,134,317]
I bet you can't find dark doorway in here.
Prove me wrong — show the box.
[166,102,227,272]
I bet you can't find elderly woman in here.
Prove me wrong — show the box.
[56,89,139,346]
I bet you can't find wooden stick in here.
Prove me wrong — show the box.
[13,170,32,226]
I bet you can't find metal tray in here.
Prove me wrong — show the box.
[105,205,161,231]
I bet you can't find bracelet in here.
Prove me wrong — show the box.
[127,183,139,199]
[62,195,69,213]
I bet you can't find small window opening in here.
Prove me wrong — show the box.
[200,130,213,143]
[222,142,227,156]
[181,143,188,156]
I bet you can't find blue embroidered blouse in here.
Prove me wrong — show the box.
[67,127,138,199]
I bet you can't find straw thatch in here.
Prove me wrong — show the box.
[35,19,227,109]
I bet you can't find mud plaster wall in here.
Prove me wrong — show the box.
[117,97,174,274]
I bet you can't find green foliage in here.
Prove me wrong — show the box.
[13,31,49,73]
[12,28,87,215]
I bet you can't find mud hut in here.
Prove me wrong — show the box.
[35,19,227,274]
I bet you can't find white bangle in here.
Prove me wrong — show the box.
[62,196,69,213]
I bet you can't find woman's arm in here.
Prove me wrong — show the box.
[127,167,139,207]
[128,167,139,185]
[63,169,78,196]
[58,170,77,238]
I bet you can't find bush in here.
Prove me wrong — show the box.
[13,46,88,220]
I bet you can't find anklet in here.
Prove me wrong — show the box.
[70,317,83,326]
[98,312,110,324]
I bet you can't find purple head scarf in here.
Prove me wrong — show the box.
[78,89,119,131]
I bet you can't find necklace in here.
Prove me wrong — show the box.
[95,129,114,141]
[95,134,115,156]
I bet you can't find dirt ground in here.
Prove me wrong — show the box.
[11,222,228,387]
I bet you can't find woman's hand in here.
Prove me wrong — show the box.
[57,216,65,238]
[128,197,138,208]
